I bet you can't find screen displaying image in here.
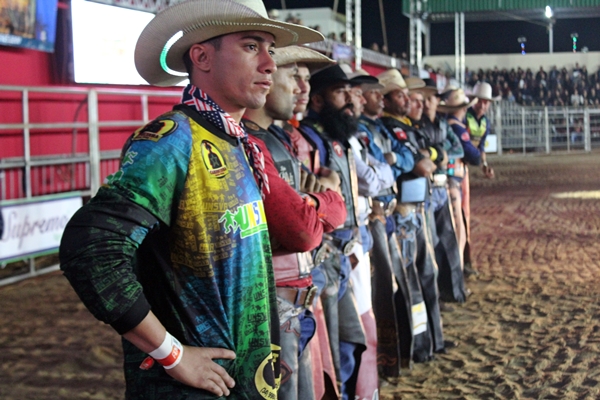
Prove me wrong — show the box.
[71,0,163,85]
[0,0,58,52]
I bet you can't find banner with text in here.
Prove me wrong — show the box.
[0,195,82,262]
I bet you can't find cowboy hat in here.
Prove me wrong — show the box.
[309,64,351,95]
[339,64,382,88]
[470,82,501,101]
[412,77,440,97]
[135,0,324,86]
[272,45,334,71]
[437,88,478,113]
[376,69,407,95]
[405,76,426,91]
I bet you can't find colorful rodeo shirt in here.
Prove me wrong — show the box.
[59,105,280,400]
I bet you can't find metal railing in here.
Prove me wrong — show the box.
[489,101,600,155]
[0,85,180,286]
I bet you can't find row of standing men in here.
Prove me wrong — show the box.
[58,2,494,399]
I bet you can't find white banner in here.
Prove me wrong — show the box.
[484,134,498,153]
[0,196,83,262]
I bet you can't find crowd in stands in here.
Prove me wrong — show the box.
[463,63,600,107]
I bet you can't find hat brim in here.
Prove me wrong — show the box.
[437,97,478,113]
[350,75,379,86]
[410,86,439,97]
[274,46,335,71]
[473,94,502,102]
[135,0,324,86]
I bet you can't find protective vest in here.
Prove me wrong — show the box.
[245,119,314,284]
[359,118,395,198]
[466,113,487,148]
[302,119,359,229]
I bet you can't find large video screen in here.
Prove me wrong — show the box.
[71,0,159,85]
[0,0,58,52]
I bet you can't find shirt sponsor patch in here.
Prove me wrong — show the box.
[201,140,228,178]
[332,141,344,157]
[219,201,268,239]
[132,120,177,142]
[393,127,407,141]
[461,132,471,141]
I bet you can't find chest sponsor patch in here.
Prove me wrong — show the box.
[332,141,344,157]
[219,201,268,239]
[201,140,228,178]
[461,132,471,141]
[393,127,408,141]
[132,119,177,142]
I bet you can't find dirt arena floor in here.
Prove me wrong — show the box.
[1,151,600,400]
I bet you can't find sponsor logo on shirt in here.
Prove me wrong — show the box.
[219,201,268,239]
[132,119,177,142]
[201,140,228,178]
[255,344,281,400]
[393,127,407,140]
[332,141,344,157]
[461,132,471,141]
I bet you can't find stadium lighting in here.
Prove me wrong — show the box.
[545,6,554,53]
[545,6,553,19]
[571,32,578,53]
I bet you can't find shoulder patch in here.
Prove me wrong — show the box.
[332,141,344,157]
[243,120,261,132]
[461,132,471,142]
[201,140,228,178]
[393,127,408,141]
[132,120,177,142]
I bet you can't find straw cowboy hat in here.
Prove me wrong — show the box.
[272,46,334,71]
[339,64,382,89]
[405,76,426,92]
[376,69,407,95]
[411,77,439,97]
[470,82,501,101]
[437,88,478,113]
[134,0,324,86]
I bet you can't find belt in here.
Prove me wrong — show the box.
[371,198,397,217]
[394,202,417,217]
[276,285,317,308]
[323,233,358,256]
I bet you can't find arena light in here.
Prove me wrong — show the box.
[545,6,553,19]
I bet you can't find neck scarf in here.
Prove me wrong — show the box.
[181,84,269,198]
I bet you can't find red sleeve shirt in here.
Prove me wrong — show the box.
[248,135,347,253]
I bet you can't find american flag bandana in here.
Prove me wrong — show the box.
[181,84,270,198]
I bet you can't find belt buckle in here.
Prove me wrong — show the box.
[342,238,358,256]
[303,285,318,308]
[314,243,331,264]
[385,198,397,216]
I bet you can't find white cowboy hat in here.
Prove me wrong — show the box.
[272,46,334,71]
[135,0,324,86]
[437,88,478,113]
[376,69,407,95]
[470,82,501,101]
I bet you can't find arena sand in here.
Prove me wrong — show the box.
[1,151,600,400]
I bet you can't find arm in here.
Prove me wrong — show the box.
[249,135,347,252]
[451,120,482,165]
[444,121,465,159]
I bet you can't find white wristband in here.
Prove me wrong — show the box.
[148,332,184,369]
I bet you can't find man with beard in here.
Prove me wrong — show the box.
[299,64,366,400]
[378,69,439,364]
[415,79,466,308]
[356,74,415,382]
[242,46,346,400]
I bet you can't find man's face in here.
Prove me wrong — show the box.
[207,31,277,111]
[424,94,439,115]
[322,83,353,114]
[349,86,366,117]
[293,64,311,114]
[363,88,384,117]
[265,63,299,121]
[408,92,424,121]
[384,88,411,117]
[473,98,491,115]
